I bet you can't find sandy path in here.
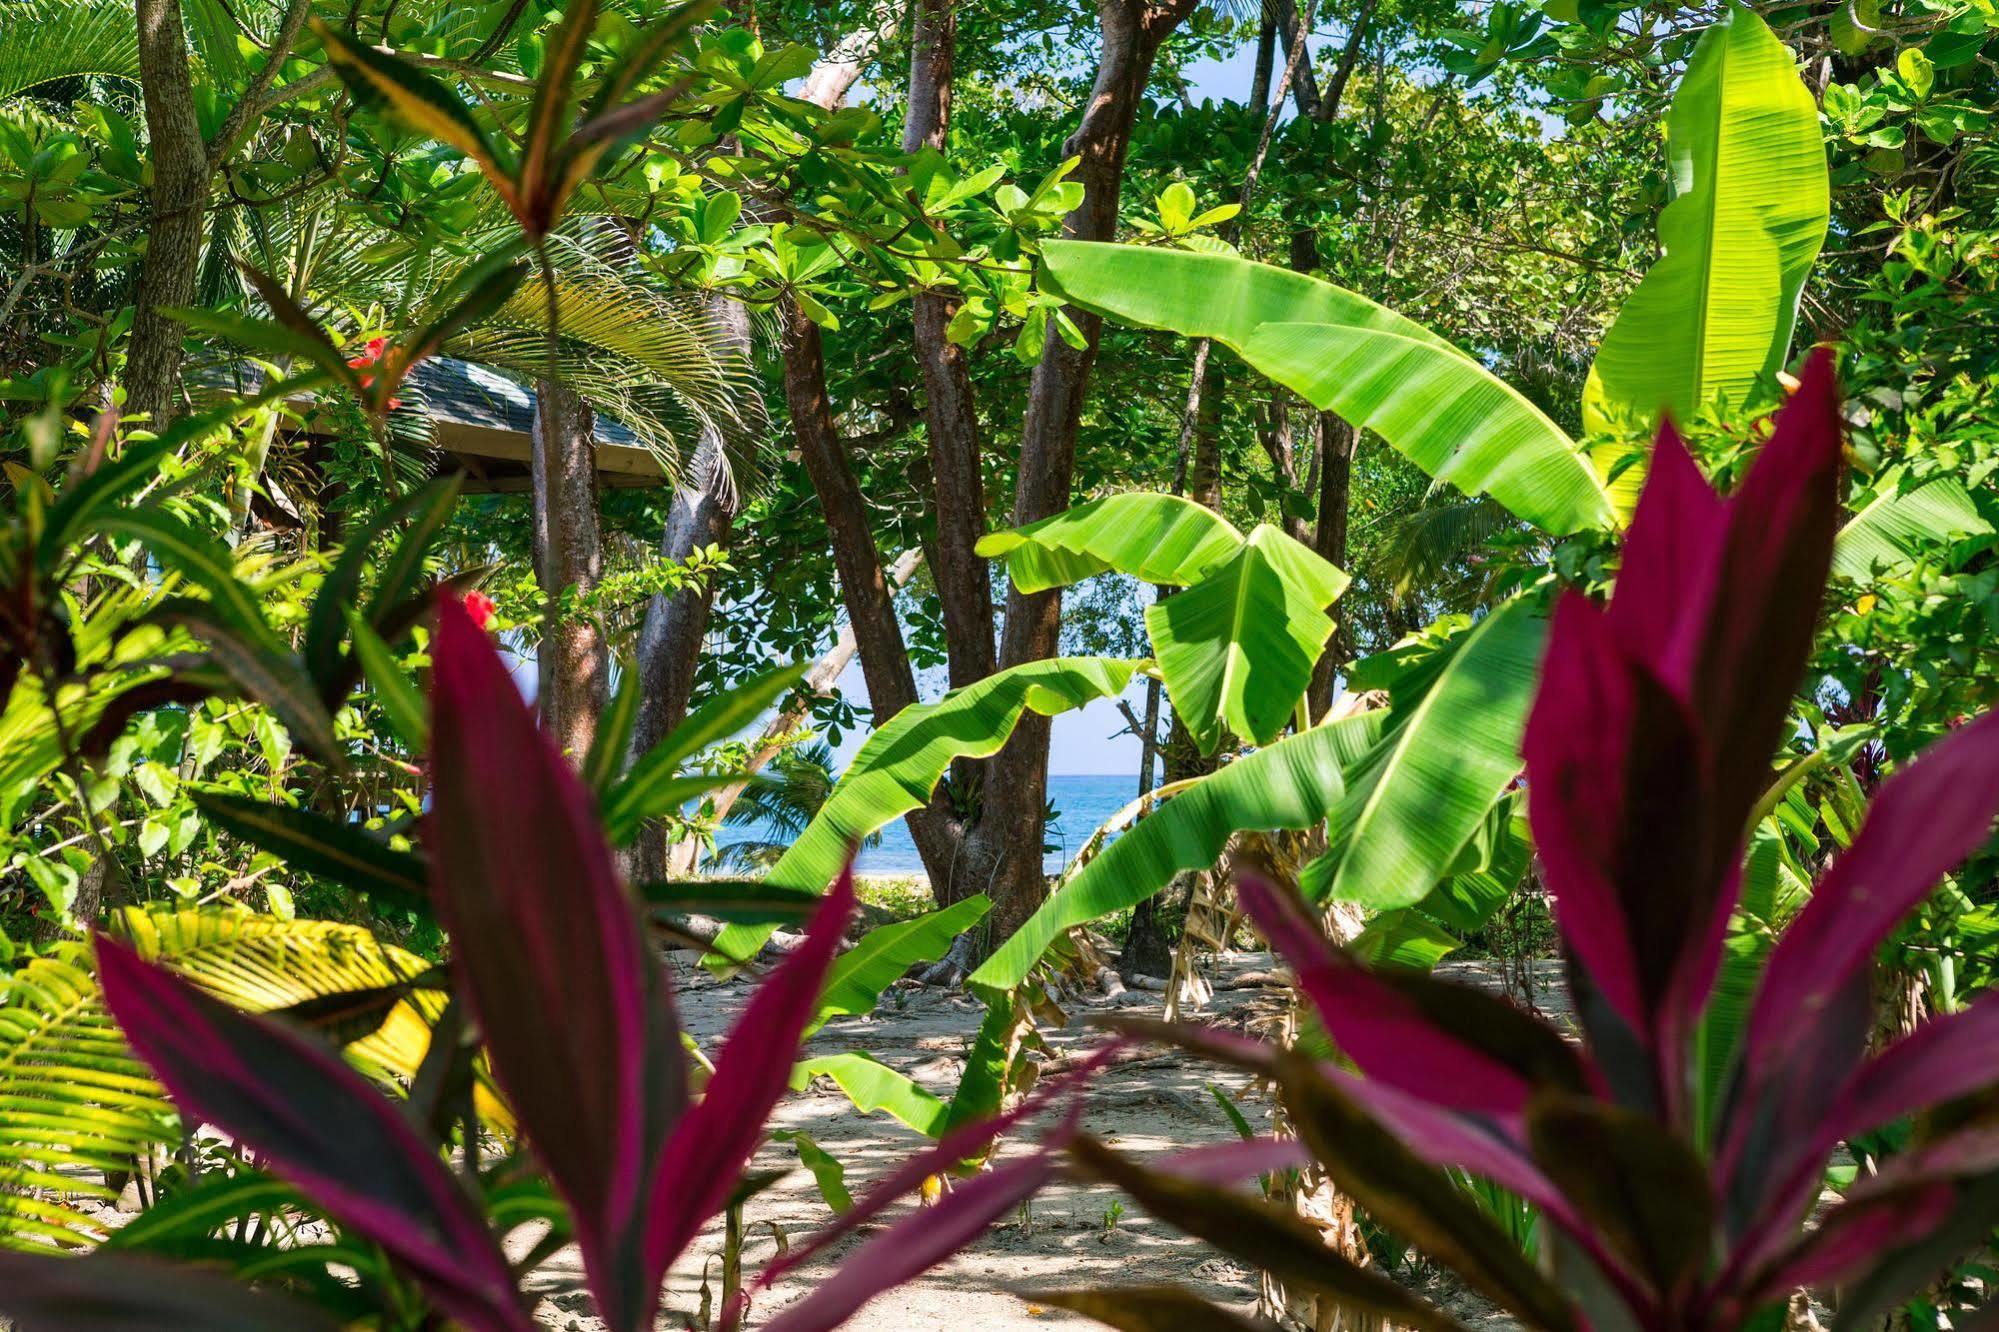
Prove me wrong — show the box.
[530,953,1297,1329]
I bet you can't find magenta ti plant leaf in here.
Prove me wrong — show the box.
[1096,353,1999,1332]
[1719,709,1999,1230]
[0,1251,347,1331]
[93,938,528,1332]
[1525,350,1846,1113]
[756,1116,1082,1332]
[1236,874,1585,1115]
[639,868,857,1316]
[426,589,668,1328]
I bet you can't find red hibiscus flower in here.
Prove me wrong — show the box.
[462,590,498,631]
[347,337,403,410]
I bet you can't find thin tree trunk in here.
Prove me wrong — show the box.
[1307,414,1356,719]
[128,0,208,426]
[905,0,995,688]
[782,302,921,726]
[625,297,751,879]
[1247,16,1278,112]
[971,0,1198,944]
[1286,0,1377,720]
[797,0,905,109]
[781,297,969,894]
[530,378,607,766]
[1119,680,1171,980]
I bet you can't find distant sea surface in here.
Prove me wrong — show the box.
[714,773,1143,878]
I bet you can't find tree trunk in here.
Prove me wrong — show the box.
[530,378,607,767]
[969,0,1197,944]
[780,296,969,895]
[128,0,209,426]
[625,298,751,879]
[796,0,904,109]
[905,0,995,688]
[1307,414,1357,720]
[1247,16,1278,112]
[1120,674,1172,979]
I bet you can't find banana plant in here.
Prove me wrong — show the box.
[1058,353,1999,1332]
[1582,5,1828,434]
[1038,243,1618,537]
[978,494,1348,755]
[962,493,1540,994]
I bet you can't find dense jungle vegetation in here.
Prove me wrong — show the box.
[0,0,1997,1326]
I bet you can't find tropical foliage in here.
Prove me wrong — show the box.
[0,0,1996,1325]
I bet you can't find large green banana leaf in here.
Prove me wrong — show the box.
[969,713,1386,995]
[1832,470,1990,581]
[1582,7,1828,433]
[1041,241,1616,536]
[975,492,1246,593]
[707,657,1143,965]
[1146,525,1350,754]
[1301,594,1548,910]
[790,1054,949,1136]
[812,895,991,1030]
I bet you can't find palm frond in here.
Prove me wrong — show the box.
[0,950,177,1250]
[226,213,767,490]
[0,0,139,102]
[0,908,465,1252]
[713,742,875,872]
[1366,494,1522,606]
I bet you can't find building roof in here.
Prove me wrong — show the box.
[407,358,670,494]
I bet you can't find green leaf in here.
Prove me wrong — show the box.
[1303,595,1546,910]
[1421,800,1531,933]
[1832,470,1990,580]
[815,897,991,1027]
[192,792,427,914]
[360,476,462,630]
[151,602,344,770]
[1041,241,1614,535]
[1350,911,1463,969]
[600,662,808,843]
[584,664,641,795]
[710,658,1143,968]
[1244,322,1611,536]
[1582,7,1828,432]
[637,879,824,923]
[1146,524,1350,753]
[100,1173,301,1253]
[976,492,1246,593]
[311,19,513,190]
[306,479,456,700]
[92,511,277,652]
[970,714,1383,995]
[791,1053,950,1136]
[771,1130,853,1213]
[37,439,170,573]
[344,612,426,752]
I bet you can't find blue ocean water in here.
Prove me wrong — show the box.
[716,773,1144,877]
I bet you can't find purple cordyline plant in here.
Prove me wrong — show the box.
[1066,350,1999,1332]
[0,594,1104,1331]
